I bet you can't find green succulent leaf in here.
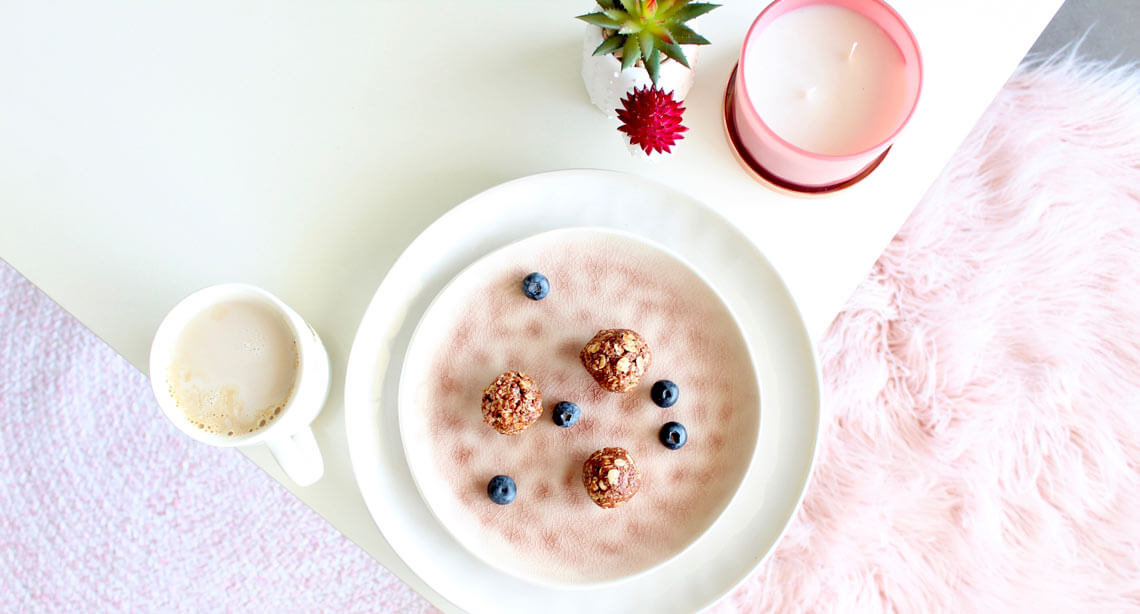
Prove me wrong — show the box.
[673,2,720,22]
[639,31,656,60]
[583,0,715,59]
[618,20,643,35]
[652,26,676,45]
[667,22,711,45]
[577,12,623,29]
[644,45,661,84]
[621,35,642,71]
[592,34,626,56]
[659,40,690,68]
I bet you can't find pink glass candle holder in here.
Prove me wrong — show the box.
[725,0,922,194]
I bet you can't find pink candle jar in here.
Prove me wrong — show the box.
[725,0,922,194]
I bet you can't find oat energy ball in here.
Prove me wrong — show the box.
[583,447,642,509]
[481,370,543,435]
[579,329,653,393]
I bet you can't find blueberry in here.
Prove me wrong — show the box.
[659,421,687,450]
[487,475,517,505]
[552,401,581,428]
[651,380,679,408]
[521,272,550,300]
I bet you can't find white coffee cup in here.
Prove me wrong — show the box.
[149,283,329,486]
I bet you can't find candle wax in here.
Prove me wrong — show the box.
[743,4,909,156]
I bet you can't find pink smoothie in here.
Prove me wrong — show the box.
[406,230,759,584]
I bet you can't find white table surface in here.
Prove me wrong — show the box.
[0,0,1062,610]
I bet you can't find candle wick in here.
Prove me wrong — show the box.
[801,86,818,102]
[847,41,859,61]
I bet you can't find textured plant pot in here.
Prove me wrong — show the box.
[581,24,701,118]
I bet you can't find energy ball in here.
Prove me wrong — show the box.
[579,329,653,393]
[481,370,542,435]
[582,447,642,509]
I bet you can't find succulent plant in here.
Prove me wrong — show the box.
[576,0,720,85]
[617,86,688,155]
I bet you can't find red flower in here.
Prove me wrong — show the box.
[616,86,688,155]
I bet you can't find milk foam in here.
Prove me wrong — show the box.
[166,299,299,437]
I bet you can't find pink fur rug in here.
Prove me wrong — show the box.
[718,59,1140,612]
[3,59,1139,612]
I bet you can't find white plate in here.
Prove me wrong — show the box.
[344,169,821,613]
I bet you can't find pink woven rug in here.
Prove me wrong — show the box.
[3,59,1139,611]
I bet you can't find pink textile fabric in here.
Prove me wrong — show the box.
[0,264,434,611]
[3,59,1140,612]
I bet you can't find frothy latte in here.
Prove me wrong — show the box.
[166,298,298,437]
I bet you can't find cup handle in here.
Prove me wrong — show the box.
[265,427,324,486]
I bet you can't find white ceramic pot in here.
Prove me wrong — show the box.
[580,24,701,118]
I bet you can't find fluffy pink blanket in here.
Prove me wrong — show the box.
[2,59,1139,611]
[719,59,1140,612]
